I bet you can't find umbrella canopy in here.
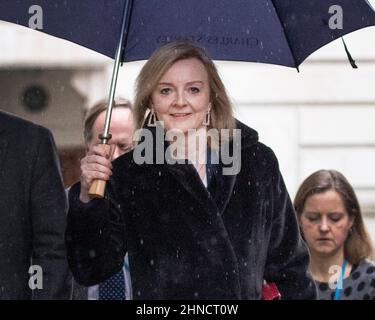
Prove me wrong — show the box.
[1,0,375,68]
[2,0,375,198]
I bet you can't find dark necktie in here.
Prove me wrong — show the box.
[98,269,126,300]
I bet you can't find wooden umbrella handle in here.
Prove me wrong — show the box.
[88,144,114,199]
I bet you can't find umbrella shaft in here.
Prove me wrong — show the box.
[101,0,132,143]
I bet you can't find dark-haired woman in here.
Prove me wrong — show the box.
[295,169,375,300]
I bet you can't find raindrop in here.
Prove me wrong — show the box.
[89,250,96,258]
[150,259,154,266]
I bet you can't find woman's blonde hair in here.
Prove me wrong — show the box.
[133,41,235,141]
[294,169,374,265]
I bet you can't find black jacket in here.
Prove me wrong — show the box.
[66,120,316,299]
[0,111,71,299]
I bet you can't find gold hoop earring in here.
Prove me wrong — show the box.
[148,109,157,127]
[202,103,211,126]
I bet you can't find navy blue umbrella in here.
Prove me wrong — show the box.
[1,0,375,196]
[1,0,375,67]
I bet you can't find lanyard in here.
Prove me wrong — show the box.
[334,259,347,300]
[124,255,130,271]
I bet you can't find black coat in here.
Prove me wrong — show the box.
[0,111,71,299]
[66,120,316,300]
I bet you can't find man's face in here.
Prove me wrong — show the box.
[88,107,135,160]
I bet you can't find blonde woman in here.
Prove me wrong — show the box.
[66,41,316,300]
[295,170,375,300]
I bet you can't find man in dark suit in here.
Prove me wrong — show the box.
[0,110,71,299]
[71,98,134,300]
